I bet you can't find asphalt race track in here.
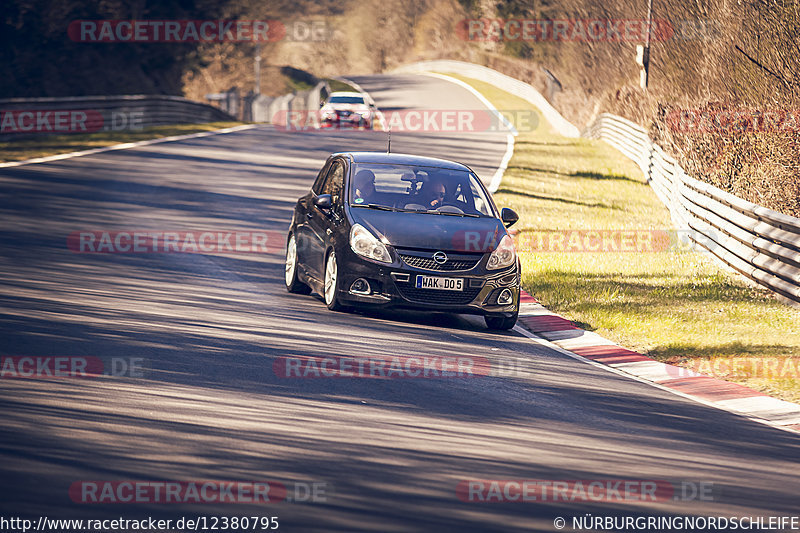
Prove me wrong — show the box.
[1,74,799,532]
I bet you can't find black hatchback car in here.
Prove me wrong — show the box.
[285,152,521,330]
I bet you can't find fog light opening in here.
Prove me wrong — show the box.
[350,278,371,295]
[497,288,513,306]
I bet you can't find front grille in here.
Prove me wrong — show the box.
[399,253,481,272]
[395,284,482,305]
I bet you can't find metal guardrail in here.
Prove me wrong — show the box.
[0,95,234,140]
[0,80,330,136]
[585,113,800,307]
[248,81,329,125]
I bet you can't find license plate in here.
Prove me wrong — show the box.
[415,275,463,291]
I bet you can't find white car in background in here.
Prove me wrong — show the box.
[319,91,374,129]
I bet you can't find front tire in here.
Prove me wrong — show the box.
[485,311,518,331]
[285,234,311,294]
[324,249,348,311]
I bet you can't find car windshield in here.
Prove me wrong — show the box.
[328,96,365,105]
[348,163,495,217]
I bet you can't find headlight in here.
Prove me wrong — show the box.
[487,234,516,270]
[350,224,391,263]
[357,110,371,118]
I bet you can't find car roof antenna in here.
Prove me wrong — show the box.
[386,127,391,153]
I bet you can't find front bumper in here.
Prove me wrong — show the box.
[336,249,520,316]
[320,112,371,128]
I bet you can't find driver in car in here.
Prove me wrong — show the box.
[352,169,377,204]
[419,178,447,209]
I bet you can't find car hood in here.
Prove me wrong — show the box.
[350,208,506,253]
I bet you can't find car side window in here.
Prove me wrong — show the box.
[322,160,345,203]
[312,160,333,195]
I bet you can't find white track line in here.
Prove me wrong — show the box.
[0,124,257,168]
[418,72,516,193]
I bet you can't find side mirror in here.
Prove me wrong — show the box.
[319,101,325,108]
[314,194,333,210]
[501,207,519,228]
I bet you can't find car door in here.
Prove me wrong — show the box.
[295,158,332,278]
[306,158,346,280]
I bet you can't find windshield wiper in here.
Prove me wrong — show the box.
[422,210,481,218]
[350,203,398,211]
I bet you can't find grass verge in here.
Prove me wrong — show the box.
[445,73,800,403]
[0,122,244,163]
